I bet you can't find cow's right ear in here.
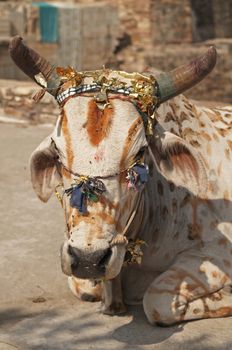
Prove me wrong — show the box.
[30,136,61,202]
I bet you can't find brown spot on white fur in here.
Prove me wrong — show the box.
[204,307,232,318]
[189,139,200,148]
[164,112,174,123]
[211,271,219,278]
[87,100,113,146]
[200,131,211,141]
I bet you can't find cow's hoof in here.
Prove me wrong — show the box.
[101,302,127,315]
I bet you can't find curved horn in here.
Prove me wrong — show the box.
[9,36,60,94]
[155,46,217,103]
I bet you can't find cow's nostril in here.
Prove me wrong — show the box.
[98,248,112,267]
[68,245,75,257]
[68,245,79,268]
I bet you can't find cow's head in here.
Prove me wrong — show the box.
[9,36,216,280]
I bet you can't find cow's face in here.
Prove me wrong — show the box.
[10,36,216,280]
[31,86,148,280]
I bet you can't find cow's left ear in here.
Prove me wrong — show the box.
[150,131,207,195]
[30,136,61,202]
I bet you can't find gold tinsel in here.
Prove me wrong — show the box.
[56,67,159,134]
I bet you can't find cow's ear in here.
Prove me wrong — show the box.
[151,131,207,195]
[30,137,61,202]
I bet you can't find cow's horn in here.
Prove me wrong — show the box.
[155,46,217,103]
[9,36,60,95]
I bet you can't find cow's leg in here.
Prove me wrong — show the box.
[143,254,232,325]
[101,273,127,315]
[68,276,103,302]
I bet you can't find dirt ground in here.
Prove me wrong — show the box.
[0,122,232,350]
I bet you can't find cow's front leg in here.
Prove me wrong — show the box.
[101,273,127,315]
[68,276,103,302]
[143,254,232,325]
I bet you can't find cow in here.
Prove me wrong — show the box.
[9,35,232,326]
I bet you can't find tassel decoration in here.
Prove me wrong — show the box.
[126,163,149,191]
[65,177,106,214]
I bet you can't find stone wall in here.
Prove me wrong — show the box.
[0,80,59,125]
[1,0,232,105]
[0,1,119,79]
[151,0,192,44]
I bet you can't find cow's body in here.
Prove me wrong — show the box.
[68,94,232,325]
[9,36,232,325]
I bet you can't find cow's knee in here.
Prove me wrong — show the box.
[143,288,184,326]
[68,276,103,302]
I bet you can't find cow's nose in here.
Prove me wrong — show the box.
[67,245,112,278]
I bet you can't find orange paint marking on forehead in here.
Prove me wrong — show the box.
[61,110,74,171]
[86,100,113,146]
[120,116,143,172]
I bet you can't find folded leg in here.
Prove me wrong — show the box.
[143,253,232,325]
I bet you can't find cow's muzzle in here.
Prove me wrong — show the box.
[61,242,112,279]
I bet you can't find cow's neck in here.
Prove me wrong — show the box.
[124,148,176,245]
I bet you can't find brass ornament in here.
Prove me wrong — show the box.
[55,183,64,207]
[56,66,83,86]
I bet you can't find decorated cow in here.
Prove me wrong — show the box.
[9,36,232,325]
